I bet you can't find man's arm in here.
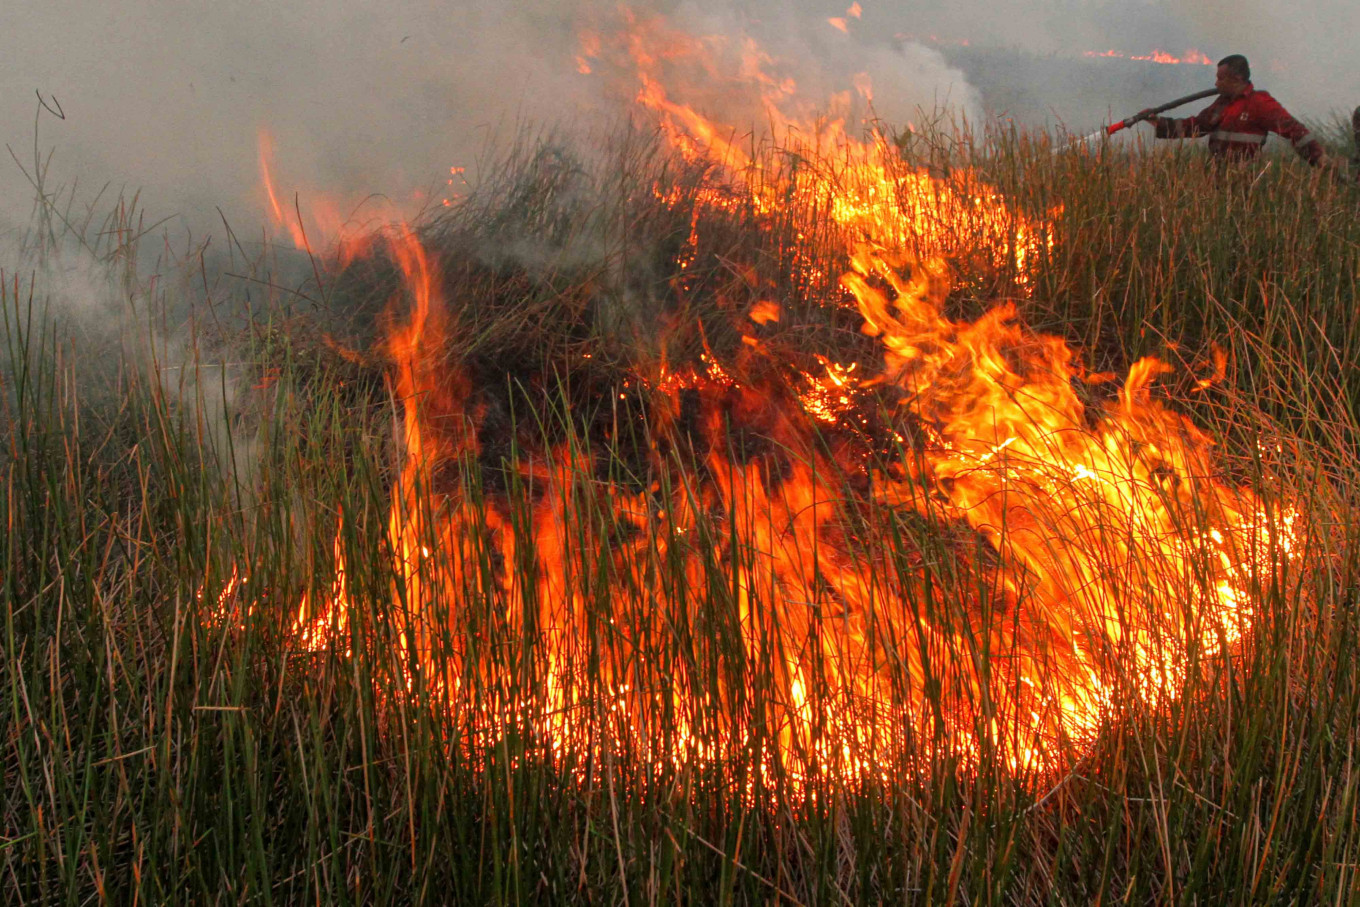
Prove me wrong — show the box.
[1253,93,1323,165]
[1154,101,1221,139]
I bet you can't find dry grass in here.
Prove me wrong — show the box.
[4,124,1360,904]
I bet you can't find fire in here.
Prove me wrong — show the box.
[257,129,463,264]
[235,11,1297,783]
[618,11,1049,280]
[576,28,601,74]
[829,2,864,33]
[1083,48,1215,66]
[258,129,355,257]
[748,300,781,325]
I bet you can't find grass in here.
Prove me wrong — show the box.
[4,123,1360,904]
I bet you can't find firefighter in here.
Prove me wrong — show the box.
[1139,54,1324,166]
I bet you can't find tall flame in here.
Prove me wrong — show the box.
[273,12,1294,782]
[257,129,463,266]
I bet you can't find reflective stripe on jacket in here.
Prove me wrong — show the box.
[1154,85,1322,165]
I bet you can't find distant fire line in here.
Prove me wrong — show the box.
[1083,48,1215,66]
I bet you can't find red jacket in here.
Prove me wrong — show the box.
[1155,84,1322,165]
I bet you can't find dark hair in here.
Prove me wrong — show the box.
[1218,54,1251,81]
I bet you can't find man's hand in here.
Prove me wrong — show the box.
[1135,109,1161,128]
[1315,154,1360,185]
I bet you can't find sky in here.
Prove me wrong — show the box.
[1,0,1355,244]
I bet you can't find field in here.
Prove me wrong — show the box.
[4,111,1360,905]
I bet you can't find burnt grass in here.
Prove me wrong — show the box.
[6,126,1360,904]
[307,139,1024,500]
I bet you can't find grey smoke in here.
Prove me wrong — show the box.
[0,0,987,240]
[0,229,251,478]
[1,1,1353,243]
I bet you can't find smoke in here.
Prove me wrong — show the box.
[831,0,1358,129]
[0,0,979,242]
[0,226,251,481]
[1,1,1354,248]
[1169,0,1359,117]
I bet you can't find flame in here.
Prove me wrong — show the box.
[620,12,1051,280]
[257,130,462,264]
[258,128,370,258]
[748,300,781,325]
[258,129,311,252]
[576,28,601,74]
[1083,48,1215,66]
[200,566,249,621]
[294,523,350,653]
[830,2,865,33]
[261,12,1296,784]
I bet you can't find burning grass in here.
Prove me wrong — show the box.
[6,86,1360,907]
[255,121,1296,787]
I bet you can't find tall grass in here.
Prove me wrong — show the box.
[5,126,1360,904]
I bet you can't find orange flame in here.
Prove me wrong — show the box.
[621,12,1048,277]
[269,12,1295,784]
[256,129,459,266]
[1083,48,1215,66]
[258,129,312,252]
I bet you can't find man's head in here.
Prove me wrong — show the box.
[1216,55,1252,97]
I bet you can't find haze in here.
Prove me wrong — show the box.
[2,0,1354,241]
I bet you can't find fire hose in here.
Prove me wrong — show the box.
[1076,98,1359,184]
[1075,88,1219,147]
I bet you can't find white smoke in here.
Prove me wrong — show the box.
[818,0,1358,128]
[1170,0,1359,117]
[0,0,981,240]
[0,227,250,480]
[2,1,1352,248]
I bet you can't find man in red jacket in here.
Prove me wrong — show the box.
[1142,54,1324,166]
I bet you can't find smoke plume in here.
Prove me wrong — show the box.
[1,0,1353,243]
